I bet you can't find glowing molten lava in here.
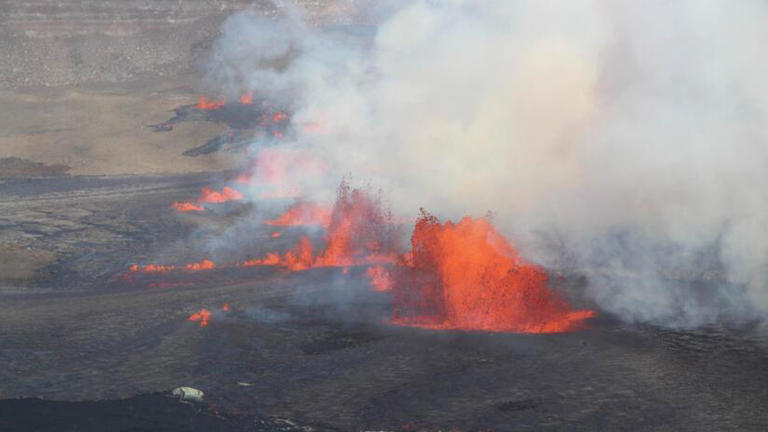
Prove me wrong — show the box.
[129,259,216,274]
[129,263,175,273]
[266,201,331,228]
[198,186,243,203]
[171,186,243,212]
[185,259,215,271]
[241,235,315,271]
[391,212,594,333]
[197,94,225,110]
[188,308,211,327]
[172,201,204,212]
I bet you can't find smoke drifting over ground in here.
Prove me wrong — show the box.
[206,1,768,328]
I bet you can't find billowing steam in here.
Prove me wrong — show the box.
[205,0,768,328]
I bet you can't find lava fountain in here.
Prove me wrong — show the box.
[391,211,594,333]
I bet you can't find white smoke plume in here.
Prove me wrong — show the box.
[205,0,768,328]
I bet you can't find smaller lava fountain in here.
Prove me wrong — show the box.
[242,180,398,271]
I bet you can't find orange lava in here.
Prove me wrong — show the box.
[197,94,225,110]
[129,259,216,274]
[188,308,212,327]
[198,186,243,203]
[129,263,175,273]
[172,201,204,212]
[241,235,315,271]
[185,259,216,271]
[270,231,282,238]
[366,265,393,292]
[314,181,398,268]
[242,180,398,271]
[266,201,331,228]
[171,186,242,212]
[239,93,253,104]
[391,212,594,333]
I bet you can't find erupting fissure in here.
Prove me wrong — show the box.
[129,263,175,273]
[142,173,595,334]
[140,95,598,335]
[390,211,594,333]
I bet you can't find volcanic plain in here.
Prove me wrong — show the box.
[2,2,768,431]
[1,83,767,432]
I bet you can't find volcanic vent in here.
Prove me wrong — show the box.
[125,170,594,334]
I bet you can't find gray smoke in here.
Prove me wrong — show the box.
[205,0,768,328]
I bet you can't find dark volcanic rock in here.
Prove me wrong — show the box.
[0,392,254,432]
